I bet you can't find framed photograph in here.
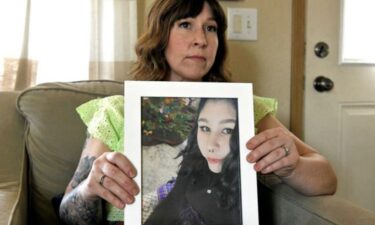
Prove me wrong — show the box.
[124,81,258,225]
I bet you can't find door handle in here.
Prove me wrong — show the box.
[313,76,334,92]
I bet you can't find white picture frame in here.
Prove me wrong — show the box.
[124,81,258,225]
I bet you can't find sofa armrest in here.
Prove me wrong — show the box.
[258,175,375,225]
[6,149,28,225]
[0,91,27,225]
[16,80,124,224]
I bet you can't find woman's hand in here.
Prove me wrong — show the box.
[246,127,300,178]
[79,151,140,209]
[63,138,140,209]
[60,138,140,225]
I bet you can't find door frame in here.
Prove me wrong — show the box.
[290,0,305,139]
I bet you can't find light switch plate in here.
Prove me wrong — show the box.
[227,8,257,41]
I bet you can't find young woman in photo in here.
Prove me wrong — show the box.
[145,98,240,225]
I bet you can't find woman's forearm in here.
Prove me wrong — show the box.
[59,152,104,225]
[280,153,337,196]
[251,115,337,196]
[59,186,103,225]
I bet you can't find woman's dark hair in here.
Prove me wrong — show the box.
[131,0,230,82]
[178,98,240,209]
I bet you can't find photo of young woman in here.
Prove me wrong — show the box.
[144,97,241,225]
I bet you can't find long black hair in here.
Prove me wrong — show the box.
[177,98,240,209]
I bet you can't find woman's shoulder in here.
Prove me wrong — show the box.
[76,95,124,115]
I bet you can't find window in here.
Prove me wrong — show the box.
[29,0,91,83]
[0,0,137,90]
[340,0,375,64]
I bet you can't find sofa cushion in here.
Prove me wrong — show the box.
[16,80,124,225]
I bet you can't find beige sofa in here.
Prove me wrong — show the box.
[1,80,375,225]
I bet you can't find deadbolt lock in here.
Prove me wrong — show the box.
[314,42,329,58]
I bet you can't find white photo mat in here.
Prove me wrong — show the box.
[124,81,258,225]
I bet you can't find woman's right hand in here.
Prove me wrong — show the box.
[80,151,140,209]
[64,138,140,209]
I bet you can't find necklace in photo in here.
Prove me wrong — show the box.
[206,173,219,194]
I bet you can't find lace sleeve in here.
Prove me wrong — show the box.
[253,95,278,126]
[76,95,124,152]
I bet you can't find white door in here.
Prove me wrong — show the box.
[305,0,375,212]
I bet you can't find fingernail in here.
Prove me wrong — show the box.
[132,187,139,195]
[129,170,136,178]
[127,196,134,204]
[118,202,125,209]
[254,164,261,172]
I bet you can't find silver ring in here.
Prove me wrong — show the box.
[99,175,106,186]
[282,145,289,157]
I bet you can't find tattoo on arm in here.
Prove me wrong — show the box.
[60,191,103,225]
[59,155,104,225]
[71,156,96,189]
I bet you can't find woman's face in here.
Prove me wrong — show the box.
[197,99,237,173]
[165,2,219,81]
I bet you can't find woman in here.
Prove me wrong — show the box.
[144,98,240,225]
[59,0,337,225]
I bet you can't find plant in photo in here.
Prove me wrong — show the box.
[141,97,197,145]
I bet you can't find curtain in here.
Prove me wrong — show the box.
[0,0,137,91]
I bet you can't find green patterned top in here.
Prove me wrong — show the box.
[76,95,277,221]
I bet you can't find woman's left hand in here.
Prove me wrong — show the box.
[246,127,300,177]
